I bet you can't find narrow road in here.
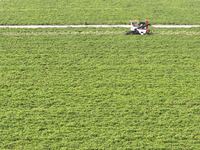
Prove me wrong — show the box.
[0,25,200,29]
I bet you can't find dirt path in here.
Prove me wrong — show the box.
[0,25,200,29]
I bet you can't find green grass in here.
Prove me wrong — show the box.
[0,0,200,25]
[0,28,200,149]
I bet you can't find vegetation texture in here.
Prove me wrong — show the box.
[1,0,200,25]
[0,28,200,149]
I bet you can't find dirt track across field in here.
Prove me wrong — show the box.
[0,25,200,29]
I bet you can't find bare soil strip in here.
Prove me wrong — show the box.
[0,25,200,29]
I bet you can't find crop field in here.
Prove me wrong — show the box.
[0,28,200,149]
[1,0,200,25]
[1,0,200,149]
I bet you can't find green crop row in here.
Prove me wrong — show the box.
[1,0,200,25]
[0,28,200,149]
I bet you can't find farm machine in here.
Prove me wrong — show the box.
[126,19,150,35]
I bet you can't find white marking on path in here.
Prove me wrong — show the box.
[0,25,200,29]
[0,25,129,28]
[153,25,200,28]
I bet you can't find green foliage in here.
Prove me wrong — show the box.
[0,0,200,25]
[0,28,200,149]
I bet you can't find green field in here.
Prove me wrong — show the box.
[1,0,200,25]
[1,0,200,148]
[0,28,200,149]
